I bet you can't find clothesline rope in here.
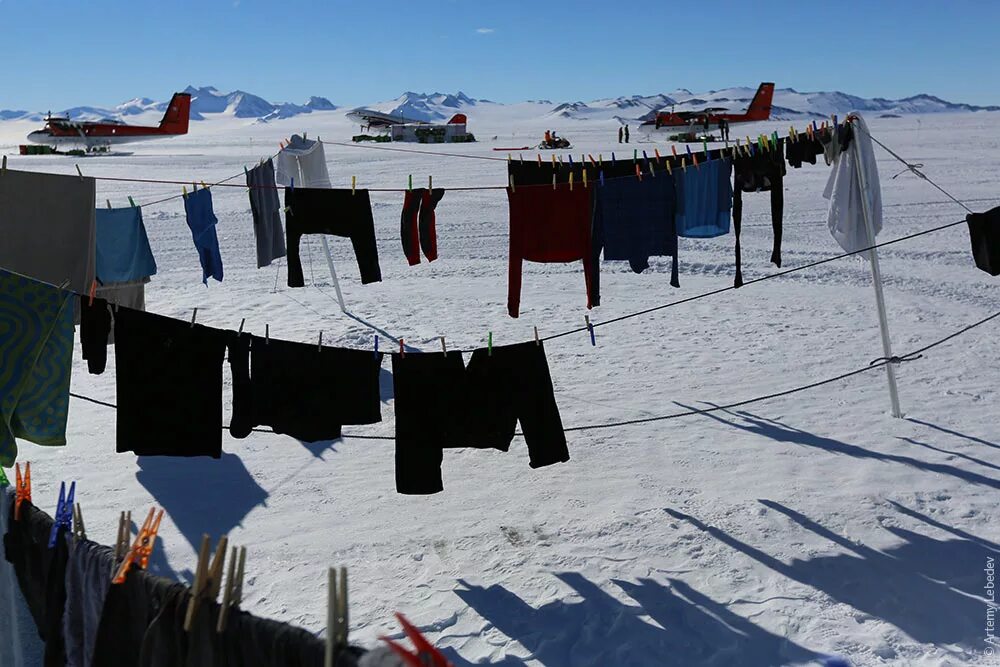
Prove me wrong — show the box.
[67,307,1000,439]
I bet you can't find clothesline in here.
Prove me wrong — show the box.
[66,307,1000,440]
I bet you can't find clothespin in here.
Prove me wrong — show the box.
[633,149,637,164]
[812,121,818,134]
[599,170,605,187]
[106,199,112,210]
[49,481,75,548]
[351,176,356,195]
[193,181,198,192]
[238,318,245,335]
[428,175,432,190]
[244,165,249,178]
[0,466,8,488]
[183,185,188,198]
[87,278,96,307]
[201,181,208,190]
[128,196,135,208]
[488,332,493,356]
[182,533,228,629]
[14,462,30,521]
[73,503,86,543]
[507,153,511,163]
[381,613,453,667]
[113,510,131,562]
[537,153,542,166]
[508,174,516,192]
[373,335,379,358]
[1,155,6,174]
[326,567,350,666]
[649,162,656,177]
[265,324,269,344]
[654,148,662,163]
[519,153,523,163]
[567,154,573,167]
[216,545,247,633]
[112,507,164,584]
[399,338,405,357]
[702,139,708,159]
[671,146,678,160]
[440,336,447,356]
[611,152,616,167]
[75,164,83,180]
[635,163,642,182]
[408,174,412,191]
[552,174,556,190]
[598,153,603,166]
[551,154,556,166]
[289,177,294,192]
[534,326,540,346]
[569,171,574,191]
[585,316,595,346]
[681,158,687,170]
[665,160,672,175]
[190,308,198,327]
[582,169,588,188]
[317,331,323,352]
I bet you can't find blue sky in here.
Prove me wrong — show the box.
[2,0,996,110]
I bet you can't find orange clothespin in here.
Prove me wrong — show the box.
[399,338,405,357]
[654,148,662,163]
[635,163,642,182]
[88,279,97,306]
[112,507,164,584]
[671,146,678,159]
[381,613,453,667]
[14,462,30,521]
[588,154,596,167]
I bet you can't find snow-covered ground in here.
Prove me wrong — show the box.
[1,107,999,666]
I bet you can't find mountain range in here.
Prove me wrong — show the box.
[1,85,997,124]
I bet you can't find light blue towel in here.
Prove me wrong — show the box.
[675,158,733,238]
[95,207,157,283]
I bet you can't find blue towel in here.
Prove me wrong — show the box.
[95,207,157,283]
[183,188,224,284]
[675,158,733,238]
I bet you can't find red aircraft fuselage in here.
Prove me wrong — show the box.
[640,83,775,135]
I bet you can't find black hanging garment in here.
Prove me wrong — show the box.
[3,501,70,667]
[400,188,444,265]
[391,351,470,494]
[785,133,824,168]
[114,307,230,458]
[732,144,786,287]
[79,295,112,375]
[228,334,384,442]
[284,188,382,287]
[966,206,1000,276]
[465,341,569,468]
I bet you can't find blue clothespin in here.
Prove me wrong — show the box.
[289,177,294,191]
[568,154,573,166]
[599,170,605,187]
[812,121,818,134]
[48,481,75,548]
[685,145,693,162]
[642,150,651,170]
[611,152,616,167]
[374,335,379,359]
[585,316,595,346]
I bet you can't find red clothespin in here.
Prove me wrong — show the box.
[399,338,405,357]
[381,613,453,667]
[112,507,164,584]
[14,462,30,521]
[88,279,97,307]
[635,163,642,182]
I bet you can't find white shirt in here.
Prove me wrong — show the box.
[823,113,882,257]
[275,135,331,188]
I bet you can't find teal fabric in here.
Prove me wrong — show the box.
[0,269,74,466]
[95,207,157,283]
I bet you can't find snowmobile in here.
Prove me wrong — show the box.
[538,134,572,150]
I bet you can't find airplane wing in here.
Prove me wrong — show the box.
[347,108,426,128]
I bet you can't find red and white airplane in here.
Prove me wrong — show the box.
[639,82,774,137]
[26,92,191,151]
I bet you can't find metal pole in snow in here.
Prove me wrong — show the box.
[319,236,347,313]
[850,119,902,418]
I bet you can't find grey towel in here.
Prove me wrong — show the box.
[247,159,287,268]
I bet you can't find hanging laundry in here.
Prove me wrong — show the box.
[135,585,195,667]
[95,277,148,311]
[284,188,382,287]
[0,169,97,294]
[275,134,332,188]
[674,158,733,239]
[2,500,70,667]
[94,206,157,284]
[821,122,854,165]
[506,181,595,318]
[0,490,45,666]
[732,144,786,287]
[90,568,188,667]
[400,188,445,265]
[391,352,470,494]
[113,307,229,458]
[229,334,383,442]
[824,114,881,256]
[183,188,224,284]
[0,269,74,467]
[785,133,824,168]
[591,172,679,305]
[966,206,1000,276]
[465,341,569,468]
[63,539,115,667]
[79,296,112,375]
[246,158,287,268]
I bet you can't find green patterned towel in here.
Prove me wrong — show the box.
[0,269,74,466]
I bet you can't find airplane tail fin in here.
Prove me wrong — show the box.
[159,93,191,134]
[746,83,774,120]
[447,113,467,125]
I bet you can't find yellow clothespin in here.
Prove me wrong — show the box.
[569,171,574,191]
[583,169,588,188]
[665,160,672,175]
[551,154,556,166]
[201,181,207,190]
[183,185,188,198]
[507,153,512,162]
[681,158,687,170]
[351,176,356,195]
[509,174,516,192]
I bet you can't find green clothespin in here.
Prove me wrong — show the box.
[0,466,9,488]
[128,196,135,208]
[633,149,637,164]
[488,331,493,356]
[408,174,412,191]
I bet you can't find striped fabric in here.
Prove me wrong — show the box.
[0,269,74,466]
